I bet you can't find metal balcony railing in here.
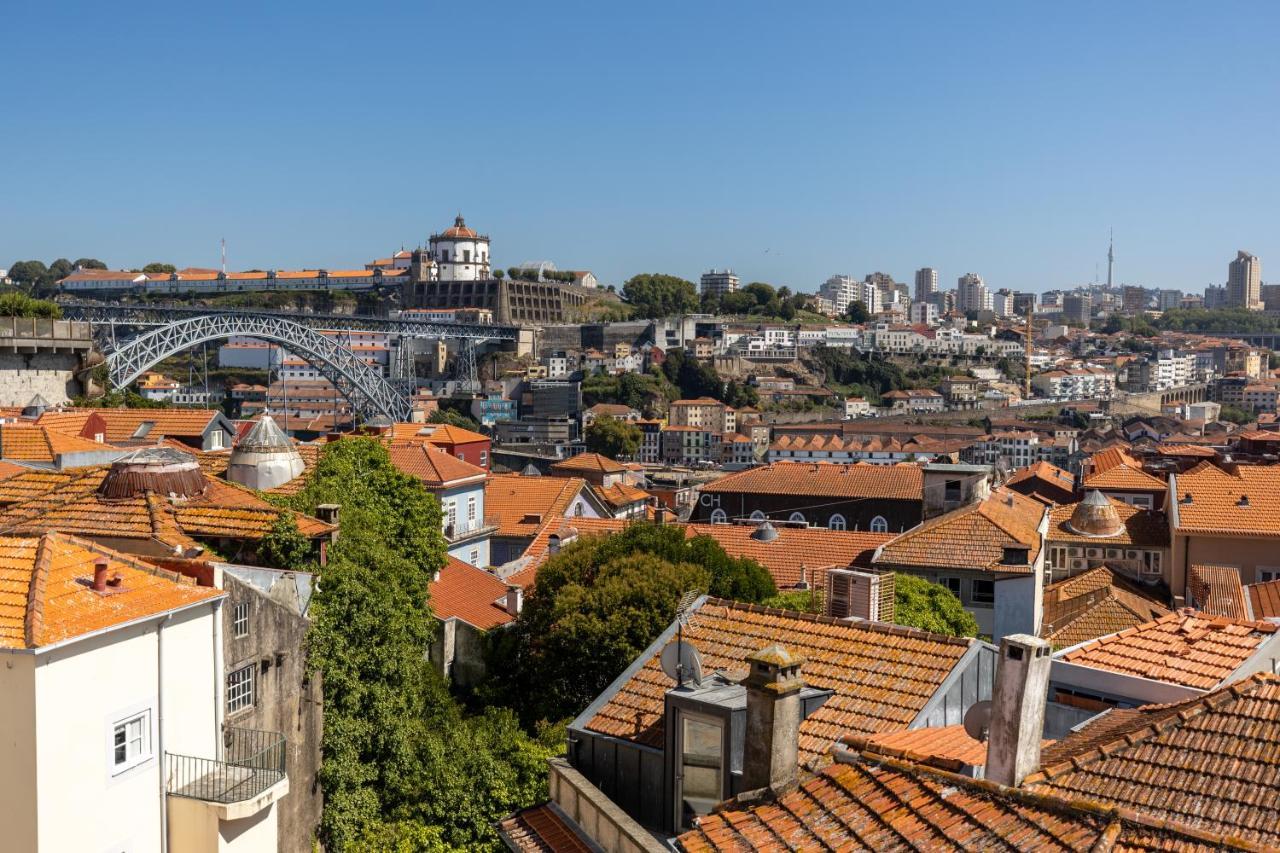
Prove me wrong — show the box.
[166,726,286,804]
[444,514,501,542]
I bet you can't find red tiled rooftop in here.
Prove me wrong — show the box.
[427,556,512,630]
[699,461,923,500]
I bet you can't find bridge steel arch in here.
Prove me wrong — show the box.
[106,314,413,422]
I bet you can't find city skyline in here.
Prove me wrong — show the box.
[3,2,1279,293]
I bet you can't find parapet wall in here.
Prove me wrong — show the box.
[0,317,95,405]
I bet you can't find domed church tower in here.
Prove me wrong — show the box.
[428,214,491,281]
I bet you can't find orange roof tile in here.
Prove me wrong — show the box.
[685,523,891,589]
[1004,460,1077,503]
[485,475,588,539]
[0,423,114,462]
[0,532,221,649]
[1027,672,1280,848]
[594,482,650,508]
[847,724,1054,771]
[497,803,593,853]
[876,489,1044,574]
[1083,459,1167,492]
[1173,462,1280,537]
[1188,564,1249,620]
[676,750,1225,853]
[1247,578,1280,619]
[1041,566,1171,649]
[1058,609,1277,690]
[699,461,923,501]
[549,452,625,475]
[583,598,974,764]
[428,556,512,630]
[56,408,223,443]
[387,443,487,487]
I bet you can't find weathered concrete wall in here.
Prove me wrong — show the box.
[0,352,84,405]
[222,573,322,853]
[546,757,666,853]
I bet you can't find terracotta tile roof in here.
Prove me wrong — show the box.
[428,556,512,630]
[1246,578,1280,620]
[33,411,94,435]
[1156,443,1218,457]
[1083,455,1167,493]
[684,523,891,589]
[387,443,487,488]
[1046,497,1170,547]
[385,421,488,446]
[496,803,593,853]
[593,482,649,508]
[851,724,991,768]
[676,750,1229,853]
[1042,567,1171,649]
[583,598,973,764]
[1027,672,1280,848]
[0,460,28,480]
[1173,461,1280,537]
[1188,564,1249,620]
[0,467,332,553]
[486,475,587,538]
[549,452,625,475]
[0,532,221,649]
[1089,446,1141,475]
[875,488,1044,574]
[60,408,223,442]
[1058,609,1277,690]
[699,461,923,501]
[1004,460,1077,502]
[0,423,114,462]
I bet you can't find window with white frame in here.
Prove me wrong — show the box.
[870,515,889,533]
[111,710,151,773]
[710,508,727,524]
[829,513,846,531]
[227,664,255,714]
[1259,567,1280,583]
[233,602,250,638]
[470,548,480,566]
[467,496,477,524]
[789,512,806,524]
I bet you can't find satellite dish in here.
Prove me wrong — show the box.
[963,700,993,743]
[661,639,703,687]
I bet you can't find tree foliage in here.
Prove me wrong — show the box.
[428,407,483,433]
[661,347,725,400]
[259,512,314,570]
[142,262,177,274]
[584,416,642,459]
[1157,307,1280,334]
[490,523,776,724]
[0,292,62,318]
[9,257,106,296]
[844,300,870,323]
[288,439,554,851]
[893,573,979,637]
[621,273,698,318]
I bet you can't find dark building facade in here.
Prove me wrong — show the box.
[401,251,590,325]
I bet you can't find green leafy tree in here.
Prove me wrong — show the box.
[428,407,483,433]
[259,512,314,570]
[742,281,776,305]
[720,291,757,315]
[142,262,177,274]
[492,523,775,723]
[621,273,698,319]
[844,300,870,323]
[584,416,641,459]
[1219,404,1254,425]
[893,573,979,636]
[724,379,759,409]
[7,260,48,287]
[72,257,107,270]
[0,293,62,318]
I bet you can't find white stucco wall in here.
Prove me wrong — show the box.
[31,601,221,853]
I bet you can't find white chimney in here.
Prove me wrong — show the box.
[505,585,523,616]
[985,634,1051,787]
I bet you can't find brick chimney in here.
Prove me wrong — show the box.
[985,634,1051,787]
[742,643,805,794]
[92,556,110,592]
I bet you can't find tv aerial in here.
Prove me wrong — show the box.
[963,700,993,743]
[661,589,705,687]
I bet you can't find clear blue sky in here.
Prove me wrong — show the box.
[3,1,1278,294]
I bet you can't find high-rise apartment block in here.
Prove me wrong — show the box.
[1227,251,1261,310]
[1063,293,1091,325]
[1122,286,1147,313]
[914,267,938,302]
[1204,284,1227,309]
[956,273,992,313]
[701,269,740,297]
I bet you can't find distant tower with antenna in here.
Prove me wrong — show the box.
[1106,229,1114,289]
[221,238,227,274]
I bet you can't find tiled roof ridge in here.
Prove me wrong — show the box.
[1071,608,1277,656]
[50,531,202,587]
[1026,672,1280,788]
[702,597,974,648]
[976,491,1042,543]
[852,749,1268,853]
[0,470,104,533]
[23,534,52,646]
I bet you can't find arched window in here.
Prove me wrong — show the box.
[749,510,766,521]
[829,514,846,531]
[710,508,728,524]
[789,512,806,524]
[870,515,889,533]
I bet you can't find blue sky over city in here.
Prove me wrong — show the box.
[3,1,1278,293]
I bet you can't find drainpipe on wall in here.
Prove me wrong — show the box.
[157,613,172,853]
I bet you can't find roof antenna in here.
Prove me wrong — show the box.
[661,590,705,688]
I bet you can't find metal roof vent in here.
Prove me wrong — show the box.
[751,521,779,542]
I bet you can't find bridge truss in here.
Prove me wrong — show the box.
[106,314,415,423]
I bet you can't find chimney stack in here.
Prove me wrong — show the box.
[985,634,1051,787]
[742,643,805,794]
[92,556,110,592]
[505,585,523,617]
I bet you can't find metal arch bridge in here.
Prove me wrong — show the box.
[105,314,416,423]
[60,302,521,342]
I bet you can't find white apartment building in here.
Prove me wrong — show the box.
[967,431,1041,468]
[956,273,992,314]
[818,275,882,314]
[0,534,287,853]
[1032,367,1117,400]
[910,302,938,326]
[914,267,938,302]
[1149,350,1196,391]
[992,290,1015,317]
[700,269,739,297]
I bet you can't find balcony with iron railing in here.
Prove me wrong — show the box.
[166,725,287,815]
[444,513,500,543]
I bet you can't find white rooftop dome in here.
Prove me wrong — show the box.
[227,416,305,491]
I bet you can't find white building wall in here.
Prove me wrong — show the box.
[32,602,221,853]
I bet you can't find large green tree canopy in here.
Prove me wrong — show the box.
[584,416,641,459]
[621,273,698,318]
